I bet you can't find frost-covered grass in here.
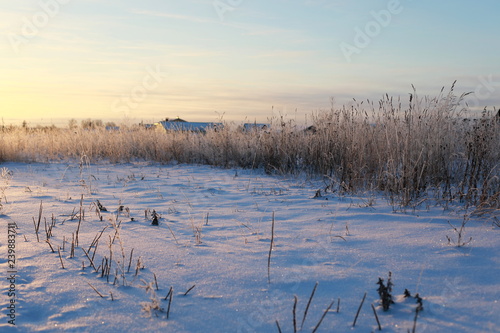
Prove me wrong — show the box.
[1,86,498,331]
[0,162,499,332]
[1,87,499,210]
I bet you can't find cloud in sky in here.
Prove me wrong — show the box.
[1,0,499,125]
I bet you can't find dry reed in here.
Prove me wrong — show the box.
[1,85,498,208]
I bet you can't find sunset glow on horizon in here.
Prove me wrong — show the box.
[1,0,499,126]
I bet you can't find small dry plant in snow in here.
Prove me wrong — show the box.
[140,281,166,318]
[0,167,13,213]
[446,214,473,247]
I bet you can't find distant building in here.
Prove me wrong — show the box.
[152,118,222,132]
[242,123,270,132]
[165,117,187,123]
[145,118,271,133]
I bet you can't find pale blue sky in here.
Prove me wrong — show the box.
[1,0,499,125]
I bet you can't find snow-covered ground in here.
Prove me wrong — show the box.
[0,162,498,332]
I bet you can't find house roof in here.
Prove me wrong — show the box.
[170,117,187,122]
[158,121,222,131]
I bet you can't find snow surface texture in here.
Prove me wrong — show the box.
[0,162,498,332]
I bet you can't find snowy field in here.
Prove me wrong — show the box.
[0,162,499,332]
